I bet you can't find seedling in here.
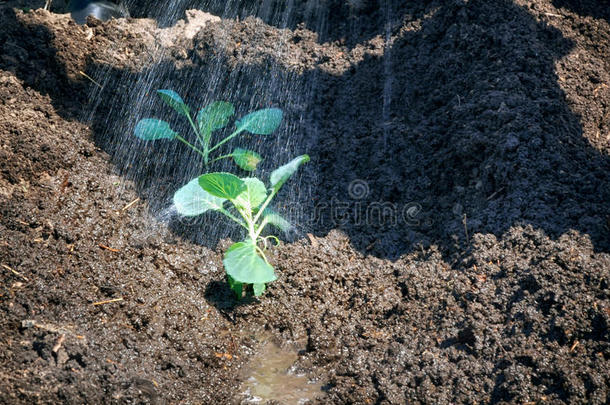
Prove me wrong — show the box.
[134,90,282,171]
[173,155,310,297]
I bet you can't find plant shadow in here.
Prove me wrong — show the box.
[203,280,261,321]
[305,0,610,258]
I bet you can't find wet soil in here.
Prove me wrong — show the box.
[1,0,609,404]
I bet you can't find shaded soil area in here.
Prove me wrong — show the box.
[1,0,609,404]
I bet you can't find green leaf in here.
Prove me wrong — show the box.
[263,208,293,232]
[223,242,276,284]
[227,275,243,299]
[197,101,235,134]
[270,154,310,191]
[173,177,226,216]
[157,89,190,116]
[234,178,267,211]
[253,283,266,296]
[134,119,178,140]
[232,148,262,171]
[198,172,246,200]
[235,108,283,135]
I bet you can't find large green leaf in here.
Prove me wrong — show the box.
[223,242,276,284]
[198,172,246,200]
[263,208,293,232]
[270,155,310,191]
[157,89,190,116]
[134,119,178,140]
[197,101,235,134]
[173,177,225,216]
[235,108,283,135]
[234,178,267,211]
[232,148,262,171]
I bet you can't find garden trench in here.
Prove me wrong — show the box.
[1,0,609,404]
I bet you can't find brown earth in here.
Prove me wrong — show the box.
[0,0,609,404]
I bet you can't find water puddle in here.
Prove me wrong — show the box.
[239,338,323,404]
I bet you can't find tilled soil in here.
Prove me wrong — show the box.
[0,1,609,404]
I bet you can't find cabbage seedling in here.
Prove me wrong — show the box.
[134,90,282,171]
[173,155,309,297]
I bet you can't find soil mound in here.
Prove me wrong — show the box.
[0,1,608,403]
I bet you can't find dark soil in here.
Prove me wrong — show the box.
[1,0,609,404]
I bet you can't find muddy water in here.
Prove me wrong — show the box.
[239,338,323,404]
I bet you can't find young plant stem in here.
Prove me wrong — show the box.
[175,134,207,160]
[240,208,258,244]
[265,235,280,246]
[208,153,235,165]
[208,128,243,154]
[255,217,270,239]
[255,245,270,264]
[252,189,277,227]
[186,113,205,149]
[248,224,258,247]
[219,208,246,229]
[233,205,261,250]
[203,128,212,165]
